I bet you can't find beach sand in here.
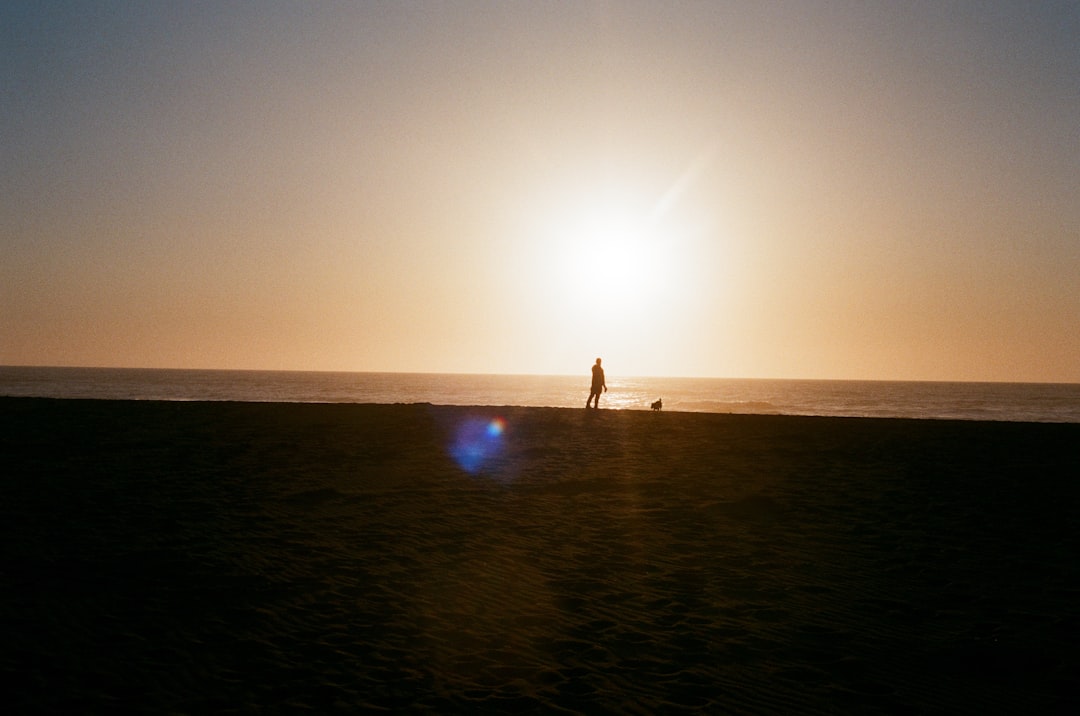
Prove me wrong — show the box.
[2,397,1077,713]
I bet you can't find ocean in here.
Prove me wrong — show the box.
[1,366,1078,423]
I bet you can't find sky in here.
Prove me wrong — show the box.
[2,1,1078,382]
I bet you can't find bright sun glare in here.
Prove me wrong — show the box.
[566,206,654,308]
[527,185,693,347]
[523,156,716,364]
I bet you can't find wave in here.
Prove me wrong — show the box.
[672,400,780,414]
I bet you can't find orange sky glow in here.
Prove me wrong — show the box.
[2,2,1078,382]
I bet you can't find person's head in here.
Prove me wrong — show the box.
[595,357,602,365]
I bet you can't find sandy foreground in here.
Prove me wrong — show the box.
[1,398,1077,714]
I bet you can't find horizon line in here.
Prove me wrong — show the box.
[2,364,1077,387]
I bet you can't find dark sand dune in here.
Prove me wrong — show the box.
[2,398,1078,713]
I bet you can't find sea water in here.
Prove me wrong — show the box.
[1,366,1078,423]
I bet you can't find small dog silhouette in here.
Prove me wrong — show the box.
[651,398,663,411]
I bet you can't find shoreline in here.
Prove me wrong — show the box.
[3,398,1078,712]
[5,368,1079,423]
[3,394,1080,425]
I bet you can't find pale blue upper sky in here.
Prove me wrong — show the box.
[3,1,1078,380]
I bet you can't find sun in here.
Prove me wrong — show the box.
[515,171,710,369]
[566,206,654,308]
[522,188,686,341]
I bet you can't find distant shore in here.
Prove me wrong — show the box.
[3,398,1078,713]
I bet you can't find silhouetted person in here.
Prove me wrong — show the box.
[586,357,607,408]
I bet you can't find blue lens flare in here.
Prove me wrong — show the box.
[450,416,506,473]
